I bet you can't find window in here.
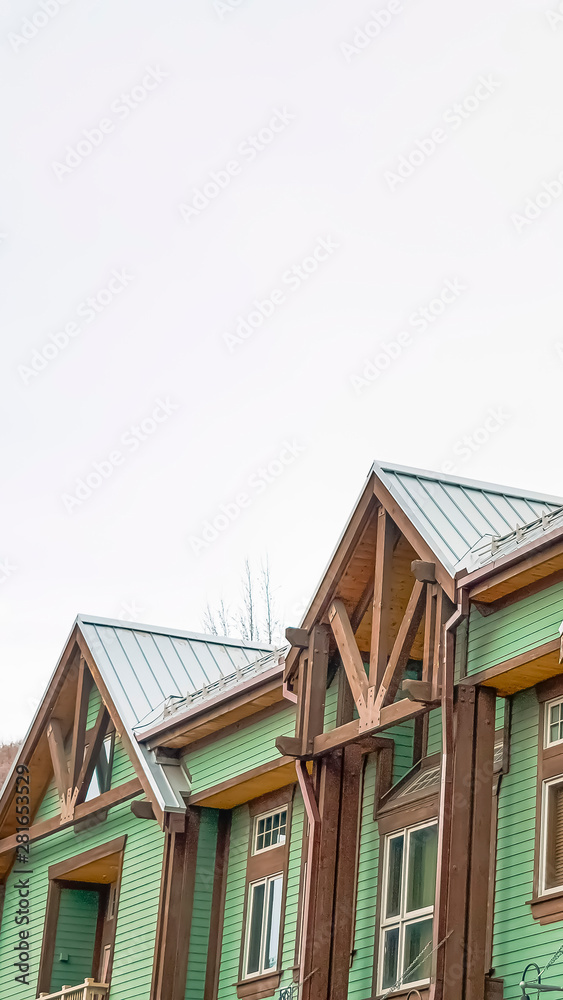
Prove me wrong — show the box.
[541,775,563,893]
[378,821,438,993]
[545,698,563,748]
[85,733,114,801]
[253,809,287,853]
[243,874,283,978]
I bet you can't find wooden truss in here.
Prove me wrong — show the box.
[279,507,453,759]
[46,657,110,822]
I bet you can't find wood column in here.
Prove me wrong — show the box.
[329,745,364,1000]
[151,808,200,1000]
[303,752,343,1000]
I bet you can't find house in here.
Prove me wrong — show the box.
[4,461,563,1000]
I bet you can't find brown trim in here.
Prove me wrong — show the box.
[459,529,563,598]
[37,880,62,995]
[472,568,563,617]
[239,790,293,984]
[306,752,342,1000]
[329,744,363,1000]
[458,639,560,688]
[189,758,295,806]
[204,810,231,1000]
[141,665,284,748]
[70,657,93,789]
[150,808,200,1000]
[538,674,563,703]
[0,778,141,855]
[236,971,281,999]
[312,702,434,757]
[529,889,563,924]
[75,706,111,806]
[48,836,127,880]
[376,795,438,835]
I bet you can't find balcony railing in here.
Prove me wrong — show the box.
[39,979,109,1000]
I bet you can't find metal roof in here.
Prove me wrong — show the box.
[463,505,563,571]
[77,615,275,813]
[374,461,563,575]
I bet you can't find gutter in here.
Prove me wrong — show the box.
[455,522,563,594]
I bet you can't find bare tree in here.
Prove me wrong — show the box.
[202,557,281,646]
[0,742,21,785]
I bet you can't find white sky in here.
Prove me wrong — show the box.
[2,0,563,739]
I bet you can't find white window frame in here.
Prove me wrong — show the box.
[243,872,284,979]
[545,698,563,748]
[377,819,437,995]
[252,807,288,855]
[540,773,563,895]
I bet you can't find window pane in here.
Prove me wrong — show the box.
[545,783,563,889]
[263,876,283,970]
[381,926,399,990]
[406,825,437,913]
[246,882,265,975]
[386,835,404,918]
[403,917,433,984]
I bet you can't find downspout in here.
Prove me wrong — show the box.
[296,760,321,994]
[430,596,468,1000]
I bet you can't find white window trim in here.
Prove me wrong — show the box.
[545,698,563,748]
[377,819,437,995]
[243,872,284,979]
[252,807,288,855]
[540,774,563,895]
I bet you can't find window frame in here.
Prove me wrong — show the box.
[237,787,293,999]
[531,678,563,923]
[377,819,438,995]
[545,697,563,749]
[252,807,288,855]
[539,774,563,895]
[242,871,285,979]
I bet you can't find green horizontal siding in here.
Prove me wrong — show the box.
[348,754,378,1000]
[50,888,99,992]
[324,675,339,732]
[387,722,414,784]
[185,705,296,795]
[466,581,563,677]
[0,799,164,1000]
[111,736,136,786]
[35,777,61,822]
[185,809,219,1000]
[427,709,442,756]
[86,686,103,728]
[492,688,563,998]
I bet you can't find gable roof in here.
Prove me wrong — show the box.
[1,616,275,826]
[372,461,563,576]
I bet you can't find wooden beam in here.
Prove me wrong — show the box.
[312,700,433,756]
[46,718,69,802]
[372,579,426,716]
[0,777,142,854]
[69,657,92,790]
[411,560,436,583]
[204,811,231,1000]
[285,626,309,649]
[275,736,304,758]
[328,600,368,713]
[402,680,438,703]
[300,625,330,755]
[423,585,437,682]
[330,746,363,1000]
[75,705,110,806]
[369,507,397,686]
[306,754,342,1000]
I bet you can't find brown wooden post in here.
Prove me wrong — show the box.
[465,687,496,1000]
[369,508,397,686]
[151,808,200,1000]
[329,745,363,1000]
[440,685,476,1000]
[301,626,330,755]
[304,752,343,1000]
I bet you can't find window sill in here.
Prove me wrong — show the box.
[236,971,281,999]
[528,889,563,924]
[375,988,429,999]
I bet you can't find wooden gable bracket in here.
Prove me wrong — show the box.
[46,657,110,824]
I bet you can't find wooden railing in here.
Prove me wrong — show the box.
[39,979,109,1000]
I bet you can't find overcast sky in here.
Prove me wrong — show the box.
[2,0,563,739]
